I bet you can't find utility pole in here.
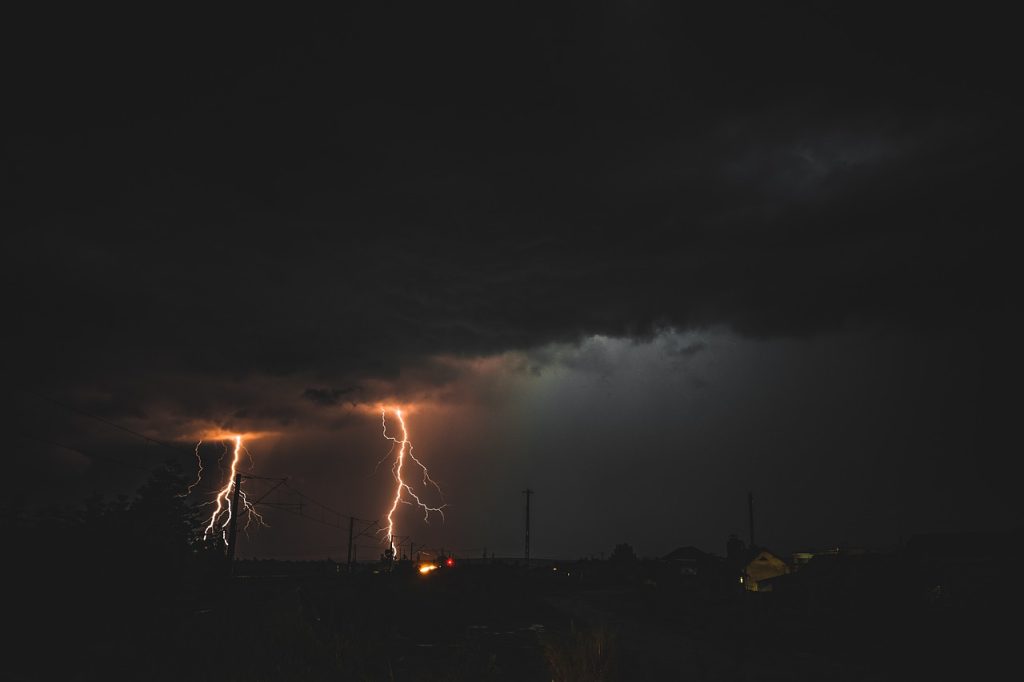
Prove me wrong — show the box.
[347,516,355,573]
[748,490,756,549]
[226,473,243,569]
[523,488,533,567]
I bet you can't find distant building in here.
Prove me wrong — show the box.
[758,548,907,613]
[652,546,732,594]
[791,551,815,568]
[663,545,714,576]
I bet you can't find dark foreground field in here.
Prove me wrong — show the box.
[12,559,1015,681]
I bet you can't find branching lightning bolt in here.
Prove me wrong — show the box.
[199,435,266,545]
[380,408,446,556]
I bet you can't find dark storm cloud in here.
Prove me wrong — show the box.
[6,3,1015,407]
[302,386,361,407]
[6,5,1019,563]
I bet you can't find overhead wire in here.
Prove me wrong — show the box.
[23,391,393,549]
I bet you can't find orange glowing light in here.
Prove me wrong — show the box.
[379,407,446,556]
[193,429,276,443]
[418,563,438,575]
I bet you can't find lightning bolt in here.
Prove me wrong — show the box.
[181,439,204,497]
[200,435,265,545]
[380,407,446,556]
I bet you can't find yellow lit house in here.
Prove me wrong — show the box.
[743,549,790,591]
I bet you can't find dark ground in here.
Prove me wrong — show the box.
[12,559,1015,681]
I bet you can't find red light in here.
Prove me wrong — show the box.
[446,557,454,567]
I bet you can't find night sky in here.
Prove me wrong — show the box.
[7,5,1018,561]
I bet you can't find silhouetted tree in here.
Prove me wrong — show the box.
[610,543,637,564]
[607,543,640,585]
[11,456,226,680]
[127,459,207,609]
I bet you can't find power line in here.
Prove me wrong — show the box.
[238,543,386,558]
[17,433,224,494]
[249,477,288,505]
[28,391,194,458]
[25,391,392,552]
[280,481,373,523]
[18,433,154,474]
[23,393,271,497]
[252,494,379,534]
[23,428,410,562]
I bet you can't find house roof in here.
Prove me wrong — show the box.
[741,547,785,566]
[663,546,713,562]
